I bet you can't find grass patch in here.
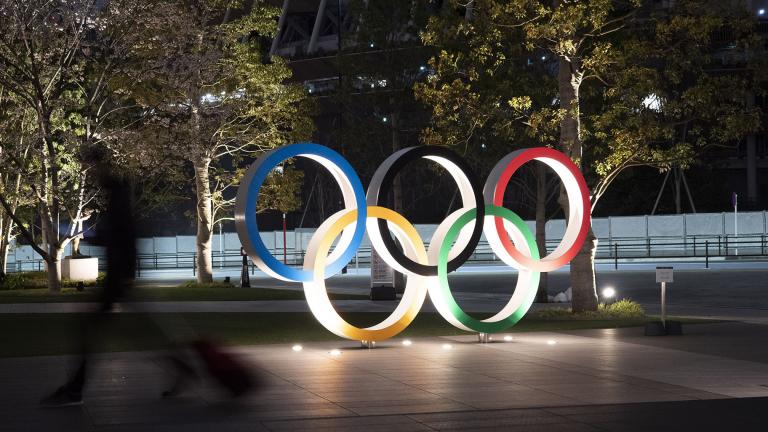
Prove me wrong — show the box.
[0,312,696,358]
[0,286,366,303]
[177,280,236,290]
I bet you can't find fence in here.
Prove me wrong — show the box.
[5,211,768,274]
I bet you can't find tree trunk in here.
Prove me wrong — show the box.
[557,56,597,312]
[194,158,214,283]
[71,219,83,258]
[0,215,10,279]
[0,240,8,281]
[570,229,598,312]
[46,251,62,294]
[42,214,62,292]
[535,164,548,303]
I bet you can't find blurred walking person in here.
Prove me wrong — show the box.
[40,170,137,407]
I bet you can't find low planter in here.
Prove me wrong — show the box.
[61,257,99,282]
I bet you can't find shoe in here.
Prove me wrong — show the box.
[40,386,83,408]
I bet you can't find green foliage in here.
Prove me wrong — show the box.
[257,164,304,214]
[587,0,762,202]
[177,280,234,290]
[130,0,314,262]
[599,299,646,319]
[418,0,762,211]
[530,299,646,320]
[0,272,106,291]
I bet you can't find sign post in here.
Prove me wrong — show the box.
[646,267,683,336]
[655,267,673,326]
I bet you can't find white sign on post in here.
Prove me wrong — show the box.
[656,267,674,283]
[656,266,673,325]
[370,248,394,288]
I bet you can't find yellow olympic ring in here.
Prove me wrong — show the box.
[302,206,429,341]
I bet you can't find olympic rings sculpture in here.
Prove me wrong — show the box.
[235,143,590,342]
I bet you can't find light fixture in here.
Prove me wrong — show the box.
[442,343,453,350]
[292,344,303,352]
[382,117,388,122]
[602,287,616,299]
[759,8,765,16]
[402,339,413,346]
[419,65,426,71]
[547,340,557,346]
[503,335,513,342]
[642,94,662,112]
[330,349,342,356]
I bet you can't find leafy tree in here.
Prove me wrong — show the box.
[257,165,304,215]
[135,0,313,283]
[417,0,761,311]
[0,91,35,279]
[417,1,561,301]
[589,1,762,205]
[0,0,182,291]
[0,0,112,291]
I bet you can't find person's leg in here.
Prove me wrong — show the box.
[41,280,118,407]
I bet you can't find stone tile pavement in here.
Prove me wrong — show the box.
[1,323,768,431]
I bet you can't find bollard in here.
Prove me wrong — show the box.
[705,241,709,269]
[614,243,618,270]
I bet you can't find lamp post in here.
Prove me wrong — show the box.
[732,192,738,256]
[282,212,287,264]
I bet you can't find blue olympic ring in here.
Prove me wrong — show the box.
[235,143,367,282]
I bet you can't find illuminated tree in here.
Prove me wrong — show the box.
[417,0,760,311]
[136,0,313,283]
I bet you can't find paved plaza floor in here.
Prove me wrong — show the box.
[2,322,767,431]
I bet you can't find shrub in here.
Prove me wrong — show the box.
[0,271,106,290]
[529,299,646,320]
[598,299,646,319]
[177,280,234,290]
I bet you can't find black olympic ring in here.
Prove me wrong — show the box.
[366,146,485,276]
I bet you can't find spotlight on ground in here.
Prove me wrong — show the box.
[292,344,303,352]
[547,340,557,346]
[602,287,616,300]
[503,335,513,342]
[442,343,453,350]
[330,349,342,356]
[402,340,413,346]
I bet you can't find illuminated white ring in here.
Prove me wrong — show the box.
[483,148,591,272]
[303,206,428,341]
[366,146,484,276]
[235,143,366,282]
[428,205,540,333]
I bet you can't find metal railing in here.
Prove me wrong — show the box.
[6,234,767,275]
